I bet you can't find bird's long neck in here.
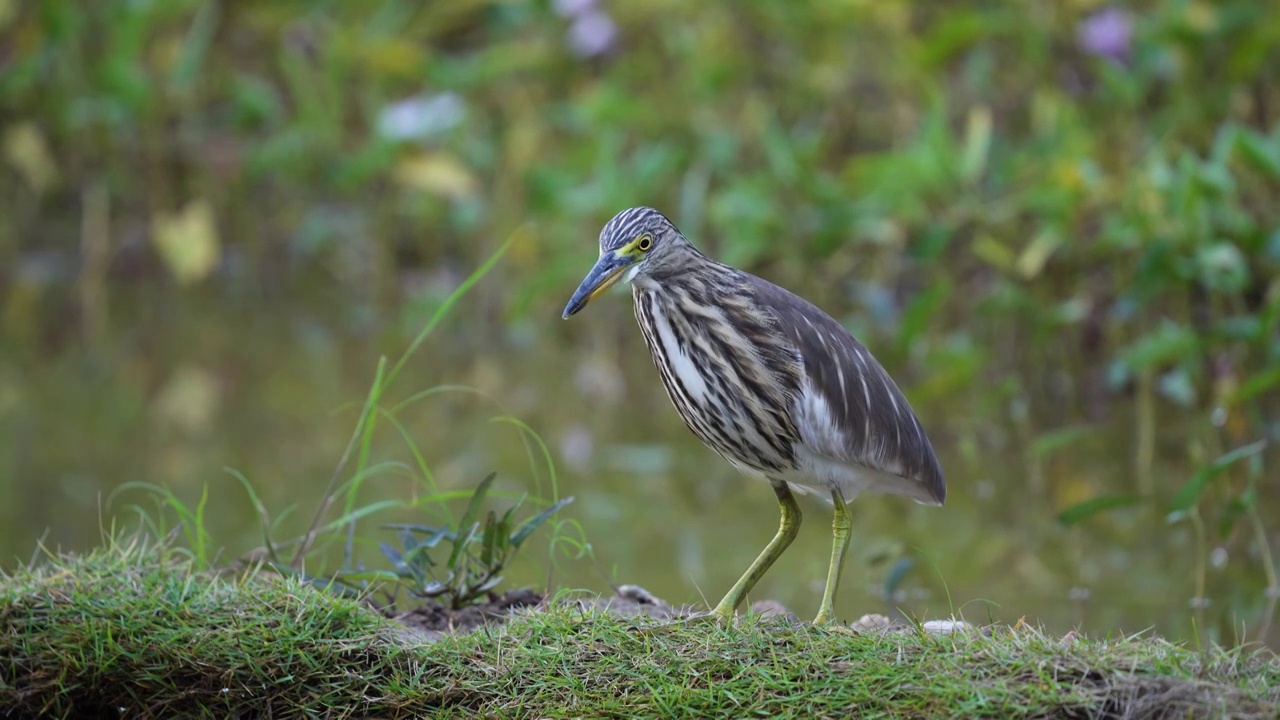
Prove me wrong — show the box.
[629,250,803,475]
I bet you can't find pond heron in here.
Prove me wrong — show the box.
[562,207,946,628]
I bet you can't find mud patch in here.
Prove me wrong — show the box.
[384,584,811,641]
[387,588,544,640]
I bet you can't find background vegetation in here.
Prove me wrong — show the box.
[1,0,1278,648]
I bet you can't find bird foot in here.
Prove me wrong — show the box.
[811,613,857,635]
[638,610,734,635]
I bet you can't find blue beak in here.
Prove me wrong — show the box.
[562,252,632,319]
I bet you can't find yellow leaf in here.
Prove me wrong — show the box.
[395,153,479,200]
[152,200,221,285]
[152,34,184,73]
[506,121,542,177]
[152,364,220,435]
[364,38,428,79]
[1186,1,1217,32]
[971,234,1014,272]
[1053,158,1084,192]
[4,122,58,193]
[1053,473,1100,513]
[1016,229,1063,279]
[961,105,992,182]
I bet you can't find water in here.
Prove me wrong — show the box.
[0,285,1274,649]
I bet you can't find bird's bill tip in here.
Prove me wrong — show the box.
[561,252,628,319]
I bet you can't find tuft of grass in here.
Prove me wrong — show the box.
[2,539,1277,719]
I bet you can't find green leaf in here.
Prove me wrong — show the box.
[169,1,219,90]
[398,530,438,577]
[510,496,575,548]
[1236,130,1280,179]
[473,575,504,595]
[1032,425,1096,459]
[332,570,403,585]
[480,510,499,568]
[898,279,950,350]
[1057,494,1144,526]
[1118,323,1198,374]
[1168,440,1268,514]
[883,556,915,598]
[1231,365,1280,405]
[1157,368,1197,407]
[447,473,496,570]
[396,529,419,554]
[384,524,454,548]
[1210,122,1240,165]
[500,494,527,530]
[495,499,522,562]
[1218,494,1250,539]
[761,115,799,184]
[379,542,405,569]
[421,579,452,597]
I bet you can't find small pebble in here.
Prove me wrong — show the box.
[617,584,665,606]
[851,613,894,632]
[922,619,972,634]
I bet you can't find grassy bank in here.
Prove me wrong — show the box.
[2,541,1277,719]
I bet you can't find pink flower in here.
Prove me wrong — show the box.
[1077,7,1133,64]
[567,9,617,58]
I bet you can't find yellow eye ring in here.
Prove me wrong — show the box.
[637,234,652,252]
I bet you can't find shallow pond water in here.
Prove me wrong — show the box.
[0,285,1274,649]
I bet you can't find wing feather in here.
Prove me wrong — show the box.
[747,275,946,504]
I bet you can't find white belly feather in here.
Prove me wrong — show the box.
[778,379,938,505]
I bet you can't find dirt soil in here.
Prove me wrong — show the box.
[387,588,545,638]
[383,585,819,641]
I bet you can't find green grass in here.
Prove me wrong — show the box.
[4,540,1278,719]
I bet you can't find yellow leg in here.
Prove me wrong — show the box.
[707,480,802,624]
[812,487,851,626]
[640,481,801,634]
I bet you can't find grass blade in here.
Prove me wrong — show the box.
[490,415,561,501]
[511,496,575,548]
[225,467,281,565]
[385,228,523,389]
[293,356,388,567]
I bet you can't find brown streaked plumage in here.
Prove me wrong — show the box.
[562,206,946,629]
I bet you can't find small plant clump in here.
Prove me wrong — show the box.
[361,473,572,610]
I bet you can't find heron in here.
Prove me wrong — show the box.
[562,207,945,628]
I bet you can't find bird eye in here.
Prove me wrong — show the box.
[637,234,652,252]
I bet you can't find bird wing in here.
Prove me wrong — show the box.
[746,275,946,505]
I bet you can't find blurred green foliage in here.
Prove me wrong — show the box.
[4,1,1277,372]
[2,0,1279,641]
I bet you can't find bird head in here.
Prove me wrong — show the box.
[562,207,681,318]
